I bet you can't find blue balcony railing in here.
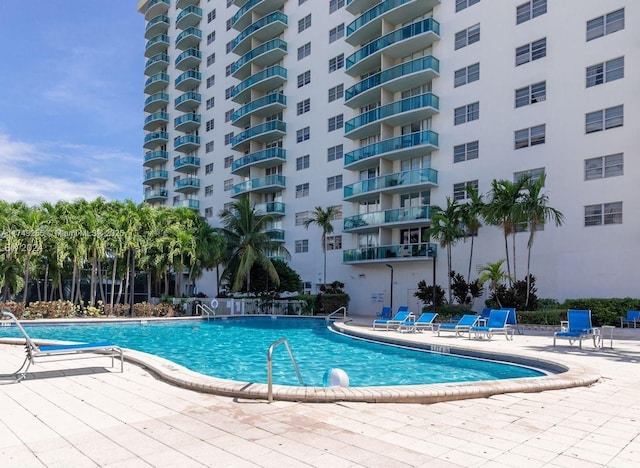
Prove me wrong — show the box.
[343,206,431,230]
[231,11,288,51]
[231,120,286,148]
[232,65,287,98]
[343,168,438,198]
[343,243,437,262]
[231,147,286,172]
[344,131,439,166]
[232,93,287,124]
[231,38,288,75]
[232,175,286,195]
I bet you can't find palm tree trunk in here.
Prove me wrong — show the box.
[503,232,511,286]
[467,236,475,284]
[511,232,517,283]
[110,256,118,308]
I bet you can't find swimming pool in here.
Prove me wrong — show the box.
[0,316,543,387]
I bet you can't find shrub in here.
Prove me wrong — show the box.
[562,298,640,327]
[487,275,538,310]
[104,303,130,317]
[0,301,26,319]
[414,280,446,308]
[450,271,483,305]
[26,300,77,318]
[133,302,155,317]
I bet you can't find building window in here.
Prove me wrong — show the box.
[223,179,233,191]
[329,24,344,43]
[207,53,216,66]
[454,63,480,87]
[516,0,546,24]
[223,202,233,212]
[328,114,343,132]
[205,163,214,174]
[207,31,215,45]
[207,9,216,23]
[329,0,344,13]
[516,38,546,66]
[205,141,214,153]
[585,154,623,180]
[226,0,233,6]
[586,57,624,88]
[454,102,479,125]
[298,42,311,60]
[514,167,545,183]
[296,155,310,170]
[453,180,479,201]
[327,175,343,191]
[206,76,215,88]
[205,185,214,196]
[225,109,234,122]
[586,105,623,134]
[297,70,311,88]
[206,97,215,110]
[296,127,310,142]
[326,235,342,250]
[225,64,233,77]
[296,183,309,198]
[328,54,344,73]
[587,8,624,41]
[515,124,546,149]
[453,141,479,163]
[585,202,622,226]
[226,18,233,31]
[330,205,342,219]
[328,84,344,102]
[224,133,234,145]
[205,119,214,131]
[327,144,343,162]
[297,98,311,115]
[204,207,213,218]
[225,86,233,99]
[515,81,546,108]
[454,24,480,50]
[298,14,311,33]
[295,211,309,226]
[224,155,234,168]
[172,196,180,206]
[226,41,233,54]
[456,0,480,12]
[295,239,309,253]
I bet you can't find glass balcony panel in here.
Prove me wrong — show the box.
[175,27,202,50]
[232,0,287,31]
[174,91,201,111]
[144,188,169,202]
[231,65,287,103]
[343,168,438,201]
[143,112,169,131]
[144,53,169,76]
[143,169,169,185]
[144,72,170,94]
[231,11,288,55]
[255,201,286,215]
[266,229,285,242]
[174,113,201,132]
[232,175,286,196]
[346,18,440,76]
[176,0,199,9]
[175,48,202,70]
[231,38,288,80]
[343,243,437,263]
[143,131,169,149]
[344,131,439,170]
[175,199,200,210]
[144,34,170,58]
[143,92,169,113]
[145,14,170,39]
[174,156,201,172]
[175,178,201,193]
[143,150,169,167]
[144,0,170,21]
[343,206,431,231]
[174,70,202,91]
[176,6,202,30]
[346,0,385,14]
[231,120,286,151]
[174,135,201,152]
[231,148,286,174]
[231,93,287,127]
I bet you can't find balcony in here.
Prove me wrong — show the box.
[144,0,170,21]
[174,156,201,172]
[174,91,201,112]
[343,168,438,202]
[255,201,285,216]
[232,0,287,32]
[174,113,201,132]
[143,131,169,150]
[175,27,201,50]
[343,206,431,233]
[144,53,169,76]
[175,70,201,91]
[347,0,439,45]
[176,0,199,9]
[145,14,169,39]
[144,92,169,113]
[346,18,440,76]
[232,175,286,197]
[231,11,288,55]
[175,178,201,193]
[231,65,287,103]
[143,150,169,167]
[343,243,437,264]
[175,199,200,210]
[175,48,201,70]
[231,147,286,175]
[143,111,169,131]
[345,56,439,108]
[176,6,202,30]
[344,93,439,140]
[344,131,439,171]
[144,34,169,58]
[174,134,201,152]
[231,93,287,128]
[266,229,285,242]
[144,72,169,95]
[231,120,286,151]
[143,169,169,185]
[144,189,169,203]
[231,38,288,80]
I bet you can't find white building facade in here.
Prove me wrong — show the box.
[138,0,638,314]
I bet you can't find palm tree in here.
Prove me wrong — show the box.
[303,205,341,287]
[520,174,564,306]
[459,185,484,284]
[429,197,466,303]
[218,196,289,292]
[477,259,512,308]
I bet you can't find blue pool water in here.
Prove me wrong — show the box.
[0,317,543,386]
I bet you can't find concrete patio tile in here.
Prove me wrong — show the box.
[0,444,47,467]
[548,453,607,467]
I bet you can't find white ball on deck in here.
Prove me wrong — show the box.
[323,368,350,387]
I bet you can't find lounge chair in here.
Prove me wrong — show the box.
[437,314,479,336]
[0,310,123,382]
[469,309,513,340]
[398,312,438,333]
[377,306,392,319]
[553,309,598,349]
[372,307,409,330]
[620,310,640,328]
[501,307,524,335]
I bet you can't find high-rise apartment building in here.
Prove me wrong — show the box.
[138,0,637,313]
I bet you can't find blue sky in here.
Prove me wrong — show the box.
[0,1,144,205]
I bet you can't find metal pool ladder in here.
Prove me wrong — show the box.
[326,306,350,322]
[267,338,304,403]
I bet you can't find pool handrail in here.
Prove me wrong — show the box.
[195,303,215,320]
[267,337,304,403]
[326,306,349,322]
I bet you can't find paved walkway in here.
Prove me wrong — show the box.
[1,324,640,467]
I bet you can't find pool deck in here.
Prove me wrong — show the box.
[1,318,640,467]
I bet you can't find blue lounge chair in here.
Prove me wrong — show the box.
[501,307,523,335]
[553,309,597,349]
[469,309,513,340]
[437,314,479,337]
[372,307,409,330]
[377,306,392,319]
[398,312,438,333]
[620,310,640,328]
[1,310,123,382]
